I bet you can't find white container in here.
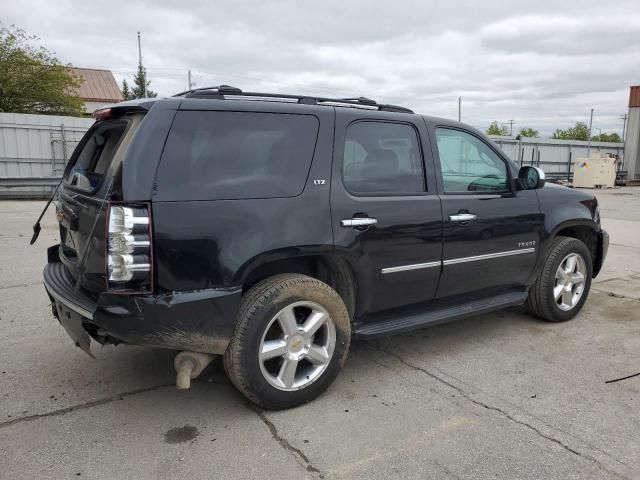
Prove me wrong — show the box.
[572,154,617,188]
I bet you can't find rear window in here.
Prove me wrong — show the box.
[65,120,128,192]
[342,121,425,195]
[155,111,319,201]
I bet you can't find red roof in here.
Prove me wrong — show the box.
[70,68,123,102]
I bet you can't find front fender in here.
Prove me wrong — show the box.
[529,184,601,283]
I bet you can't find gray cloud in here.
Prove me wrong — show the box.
[2,0,638,135]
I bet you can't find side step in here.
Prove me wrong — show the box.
[353,290,528,338]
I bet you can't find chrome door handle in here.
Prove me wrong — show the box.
[449,213,477,222]
[341,217,378,227]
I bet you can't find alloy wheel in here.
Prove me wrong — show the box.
[554,253,587,311]
[258,301,336,391]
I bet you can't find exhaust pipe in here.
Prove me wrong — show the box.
[174,351,216,390]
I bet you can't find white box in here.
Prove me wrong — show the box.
[572,155,617,188]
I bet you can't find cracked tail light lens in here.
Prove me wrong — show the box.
[107,205,152,292]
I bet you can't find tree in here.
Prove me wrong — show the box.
[129,64,157,99]
[121,79,133,100]
[486,121,509,136]
[518,127,539,138]
[591,132,622,143]
[0,25,84,116]
[552,122,590,141]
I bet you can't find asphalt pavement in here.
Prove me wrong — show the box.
[1,188,639,479]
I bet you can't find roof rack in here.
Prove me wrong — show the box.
[172,85,414,114]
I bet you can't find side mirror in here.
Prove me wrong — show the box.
[518,166,545,190]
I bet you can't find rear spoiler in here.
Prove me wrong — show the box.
[92,99,158,119]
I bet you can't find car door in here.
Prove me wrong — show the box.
[331,109,442,320]
[428,123,543,299]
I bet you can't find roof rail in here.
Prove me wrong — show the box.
[172,85,414,114]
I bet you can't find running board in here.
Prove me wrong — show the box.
[353,290,528,338]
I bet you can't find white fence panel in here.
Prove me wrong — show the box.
[0,113,93,198]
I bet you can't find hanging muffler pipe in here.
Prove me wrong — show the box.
[174,351,216,390]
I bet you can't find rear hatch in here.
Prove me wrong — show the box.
[56,111,145,294]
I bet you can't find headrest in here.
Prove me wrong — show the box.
[364,149,399,176]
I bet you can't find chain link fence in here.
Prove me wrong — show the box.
[50,126,85,178]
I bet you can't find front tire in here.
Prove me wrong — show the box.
[224,274,351,409]
[527,236,592,322]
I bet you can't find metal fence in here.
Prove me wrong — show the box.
[488,136,625,182]
[0,112,628,198]
[0,112,93,198]
[50,127,86,178]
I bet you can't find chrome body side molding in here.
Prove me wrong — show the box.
[381,248,536,274]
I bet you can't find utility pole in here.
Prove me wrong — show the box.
[587,108,594,157]
[620,113,628,167]
[137,31,147,98]
[507,119,515,136]
[188,69,192,90]
[458,96,461,122]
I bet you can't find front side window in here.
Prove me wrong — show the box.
[156,111,319,201]
[342,121,425,195]
[435,128,509,193]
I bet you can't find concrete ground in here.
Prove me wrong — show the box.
[1,187,639,480]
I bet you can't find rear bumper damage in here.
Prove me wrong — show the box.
[43,259,241,356]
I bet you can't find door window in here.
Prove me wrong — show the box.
[342,121,425,195]
[435,128,509,193]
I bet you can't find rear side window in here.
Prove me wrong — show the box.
[65,120,128,192]
[342,121,425,195]
[155,111,319,201]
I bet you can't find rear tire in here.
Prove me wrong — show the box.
[526,236,592,322]
[224,274,351,409]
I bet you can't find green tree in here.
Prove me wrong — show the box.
[0,25,84,115]
[518,127,539,138]
[552,121,590,141]
[486,121,508,136]
[121,79,133,100]
[129,64,157,99]
[591,132,622,143]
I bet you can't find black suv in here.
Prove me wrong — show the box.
[42,86,608,409]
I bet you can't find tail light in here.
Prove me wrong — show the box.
[106,204,153,293]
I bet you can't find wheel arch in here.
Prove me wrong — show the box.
[540,220,602,277]
[234,249,358,319]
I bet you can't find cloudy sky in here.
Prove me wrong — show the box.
[3,0,639,136]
